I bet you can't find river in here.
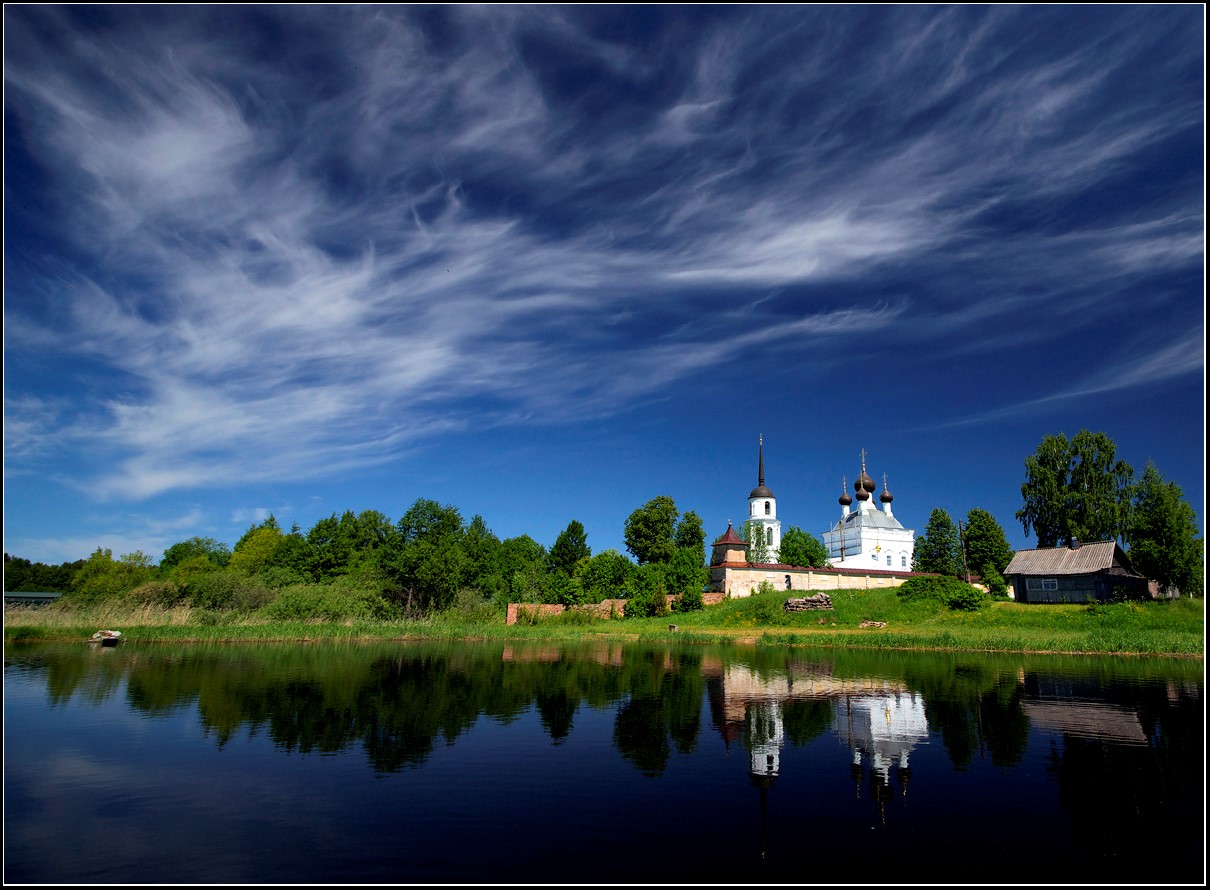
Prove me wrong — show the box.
[3,640,1203,884]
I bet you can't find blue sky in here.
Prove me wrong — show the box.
[3,5,1204,567]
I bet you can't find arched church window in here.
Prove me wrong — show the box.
[887,554,892,566]
[901,554,907,568]
[764,501,770,515]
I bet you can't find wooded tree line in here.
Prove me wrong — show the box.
[4,496,714,618]
[5,429,1202,607]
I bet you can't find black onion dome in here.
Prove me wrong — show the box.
[859,471,876,494]
[880,477,894,503]
[749,483,775,499]
[839,477,852,506]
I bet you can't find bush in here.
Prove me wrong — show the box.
[980,567,1009,599]
[624,564,671,619]
[446,587,498,623]
[895,576,990,611]
[257,581,398,622]
[185,570,274,613]
[126,581,183,607]
[674,587,705,613]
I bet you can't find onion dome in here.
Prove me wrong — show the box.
[856,449,875,497]
[749,435,775,499]
[839,477,852,506]
[880,474,894,504]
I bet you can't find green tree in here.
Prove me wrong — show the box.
[778,526,830,568]
[2,554,83,592]
[68,548,155,603]
[385,499,468,614]
[743,521,771,564]
[624,562,671,618]
[913,509,963,576]
[624,496,680,565]
[261,524,311,586]
[673,511,706,565]
[548,520,591,576]
[496,534,548,602]
[962,509,1015,580]
[1126,462,1203,597]
[580,549,635,602]
[665,547,709,597]
[1017,430,1135,548]
[229,523,284,577]
[159,536,231,571]
[463,515,504,599]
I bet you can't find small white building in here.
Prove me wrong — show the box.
[823,451,915,570]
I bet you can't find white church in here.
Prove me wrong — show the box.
[710,440,916,597]
[823,449,916,570]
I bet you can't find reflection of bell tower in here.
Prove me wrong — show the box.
[746,700,784,865]
[748,700,784,781]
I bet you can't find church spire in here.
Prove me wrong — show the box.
[748,435,774,499]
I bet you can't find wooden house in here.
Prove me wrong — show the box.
[1004,541,1151,604]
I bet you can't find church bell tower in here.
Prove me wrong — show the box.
[747,435,781,563]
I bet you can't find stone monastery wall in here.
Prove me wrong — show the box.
[711,563,921,598]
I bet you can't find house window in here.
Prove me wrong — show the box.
[764,501,771,515]
[1026,578,1059,591]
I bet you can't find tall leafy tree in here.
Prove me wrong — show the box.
[743,521,771,564]
[665,547,709,598]
[1126,462,1203,597]
[463,514,503,597]
[778,526,831,568]
[497,535,549,603]
[961,509,1015,578]
[913,509,964,576]
[673,511,706,565]
[385,499,468,613]
[580,549,635,602]
[624,496,680,565]
[1017,430,1135,547]
[548,520,591,576]
[67,548,155,602]
[229,523,284,577]
[160,536,231,571]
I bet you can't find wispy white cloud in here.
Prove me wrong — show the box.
[3,5,1202,509]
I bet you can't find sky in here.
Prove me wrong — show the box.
[3,5,1205,568]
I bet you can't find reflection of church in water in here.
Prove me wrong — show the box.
[704,658,930,823]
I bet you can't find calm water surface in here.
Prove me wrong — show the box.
[3,640,1204,884]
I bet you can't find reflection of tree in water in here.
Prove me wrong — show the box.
[1036,679,1203,883]
[358,654,485,772]
[535,690,576,741]
[613,651,704,776]
[978,674,1030,768]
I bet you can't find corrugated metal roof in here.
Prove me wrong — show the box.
[840,509,908,531]
[1004,541,1125,576]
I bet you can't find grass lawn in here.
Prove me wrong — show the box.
[4,588,1204,657]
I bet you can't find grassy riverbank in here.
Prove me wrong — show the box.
[5,587,1204,656]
